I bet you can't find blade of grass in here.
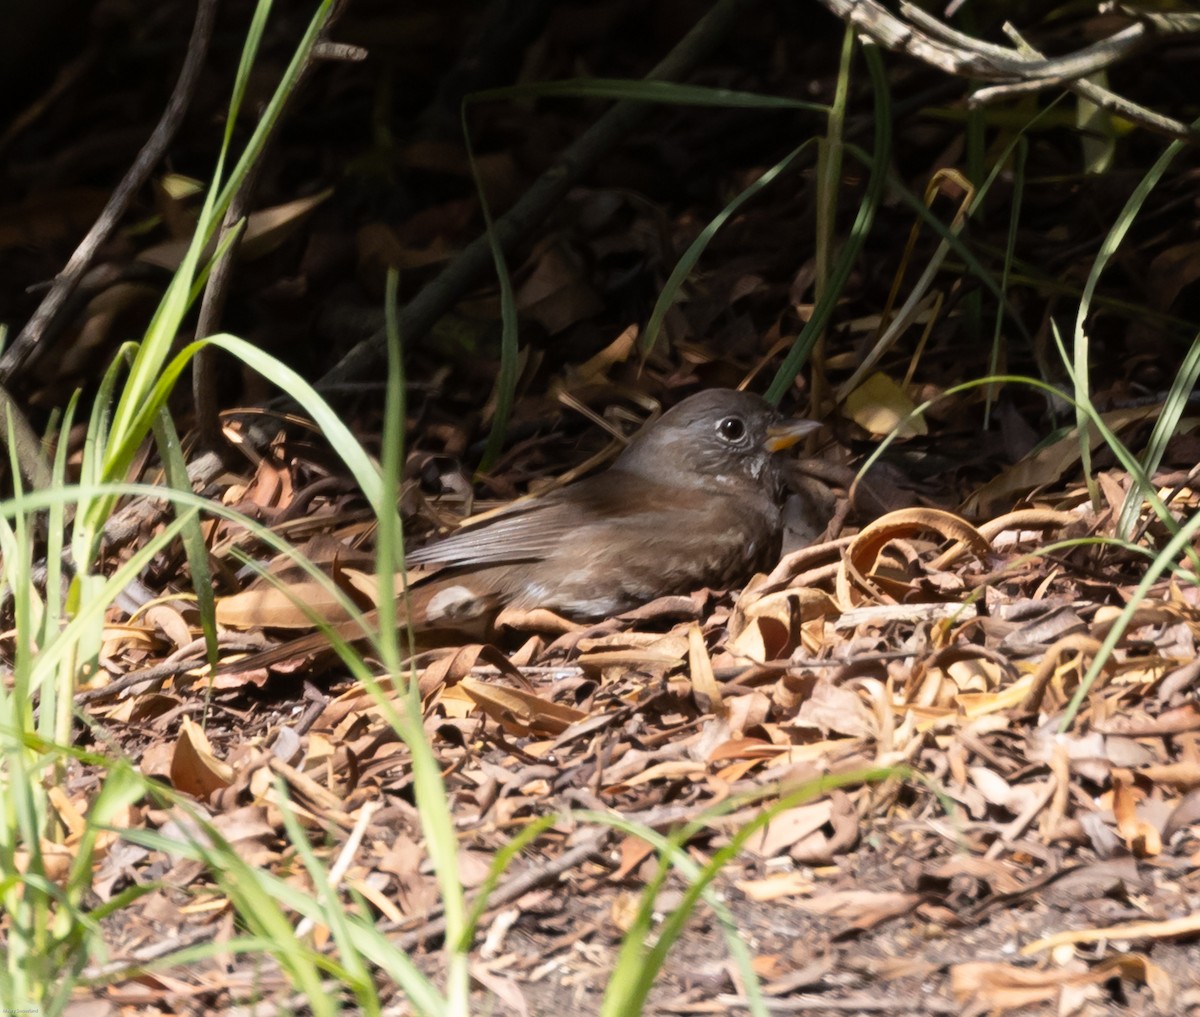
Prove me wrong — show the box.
[1072,115,1200,511]
[152,409,220,685]
[375,267,470,1012]
[641,142,813,359]
[468,77,826,113]
[1115,328,1200,538]
[767,40,891,403]
[815,26,854,311]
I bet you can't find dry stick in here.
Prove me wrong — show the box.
[81,828,613,982]
[192,29,366,450]
[813,0,1195,140]
[316,0,757,390]
[72,635,270,706]
[193,203,249,450]
[387,826,614,951]
[0,0,219,385]
[815,0,1146,80]
[903,4,1196,139]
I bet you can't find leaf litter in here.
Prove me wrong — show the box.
[8,3,1200,1013]
[69,395,1200,1014]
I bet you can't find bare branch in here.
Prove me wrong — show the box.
[811,0,1198,141]
[0,0,219,384]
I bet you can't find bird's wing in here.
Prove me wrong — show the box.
[406,496,578,568]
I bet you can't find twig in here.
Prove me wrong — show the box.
[73,635,270,706]
[811,0,1197,141]
[192,206,248,450]
[387,826,614,950]
[192,6,362,449]
[974,21,1197,139]
[316,0,758,389]
[0,0,219,384]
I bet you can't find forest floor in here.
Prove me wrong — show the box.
[5,0,1200,1014]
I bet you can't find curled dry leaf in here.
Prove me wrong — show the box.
[726,586,835,664]
[953,954,1172,1013]
[978,507,1080,545]
[1111,771,1163,857]
[835,507,991,610]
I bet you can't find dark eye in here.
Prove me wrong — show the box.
[716,416,746,443]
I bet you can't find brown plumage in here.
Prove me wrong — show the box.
[222,388,820,671]
[407,388,819,621]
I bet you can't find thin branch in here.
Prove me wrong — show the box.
[316,0,757,390]
[812,0,1197,141]
[0,0,219,384]
[192,10,362,450]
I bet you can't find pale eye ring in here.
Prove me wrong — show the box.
[716,416,747,443]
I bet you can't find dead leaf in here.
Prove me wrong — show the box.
[457,676,587,736]
[843,372,928,437]
[171,718,234,799]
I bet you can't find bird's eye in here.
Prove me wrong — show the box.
[716,416,747,443]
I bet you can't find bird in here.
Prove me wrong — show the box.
[219,388,820,671]
[406,387,821,623]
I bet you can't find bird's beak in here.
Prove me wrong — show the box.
[763,418,822,452]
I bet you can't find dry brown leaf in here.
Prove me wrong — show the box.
[962,404,1159,516]
[611,835,656,881]
[419,643,525,696]
[734,871,815,901]
[733,800,839,861]
[142,603,193,652]
[726,587,833,662]
[557,323,638,387]
[516,246,603,334]
[956,954,1174,1011]
[457,676,587,736]
[140,190,332,269]
[724,691,771,739]
[686,624,723,714]
[951,958,1092,1011]
[99,622,158,658]
[1111,771,1162,856]
[603,760,708,794]
[216,581,359,630]
[836,507,990,608]
[843,371,928,437]
[791,680,877,740]
[1136,761,1200,790]
[171,717,234,799]
[1094,703,1200,736]
[791,889,921,929]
